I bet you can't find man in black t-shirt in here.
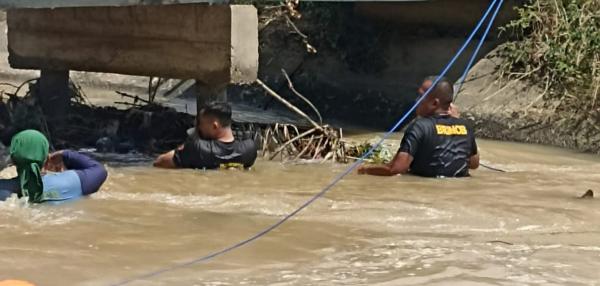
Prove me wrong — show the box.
[153,102,257,170]
[358,77,479,177]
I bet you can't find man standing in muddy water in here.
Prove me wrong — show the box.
[358,77,479,177]
[153,102,258,170]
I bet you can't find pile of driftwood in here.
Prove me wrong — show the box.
[261,123,346,162]
[255,78,349,163]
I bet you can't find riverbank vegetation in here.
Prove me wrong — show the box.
[499,0,599,112]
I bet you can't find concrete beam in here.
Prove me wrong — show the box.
[0,0,427,9]
[195,81,227,112]
[6,4,258,86]
[0,0,226,9]
[355,0,519,30]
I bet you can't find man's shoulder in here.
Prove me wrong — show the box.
[184,136,214,153]
[432,116,476,137]
[447,116,470,124]
[430,115,472,126]
[238,137,257,145]
[410,117,437,130]
[444,117,475,131]
[409,116,475,135]
[233,138,258,153]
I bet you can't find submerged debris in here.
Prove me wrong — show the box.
[579,189,594,199]
[345,142,393,164]
[256,78,394,164]
[261,123,345,162]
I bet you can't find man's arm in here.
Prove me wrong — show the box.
[468,130,479,170]
[61,150,108,195]
[153,144,186,169]
[469,153,480,169]
[358,151,413,176]
[153,150,178,169]
[358,119,423,176]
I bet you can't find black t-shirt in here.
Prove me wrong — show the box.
[398,115,478,177]
[173,135,258,170]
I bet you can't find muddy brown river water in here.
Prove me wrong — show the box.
[1,135,599,286]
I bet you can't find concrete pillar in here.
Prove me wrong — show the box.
[37,69,70,122]
[195,81,227,113]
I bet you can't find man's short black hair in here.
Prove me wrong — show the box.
[423,75,454,106]
[199,102,232,127]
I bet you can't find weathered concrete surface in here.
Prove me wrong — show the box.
[0,12,151,94]
[230,5,259,84]
[0,0,225,9]
[355,0,521,32]
[6,4,258,86]
[0,0,429,9]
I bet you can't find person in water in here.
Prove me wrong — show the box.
[153,102,257,170]
[358,77,479,177]
[0,129,108,203]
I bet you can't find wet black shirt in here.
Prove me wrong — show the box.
[398,115,478,177]
[173,135,258,170]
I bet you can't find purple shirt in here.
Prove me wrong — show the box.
[62,150,107,195]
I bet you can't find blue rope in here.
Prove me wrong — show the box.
[455,0,507,173]
[110,1,503,285]
[480,163,507,173]
[454,0,505,99]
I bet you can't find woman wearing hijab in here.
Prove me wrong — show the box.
[0,130,107,203]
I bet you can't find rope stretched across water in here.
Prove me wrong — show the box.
[110,1,505,285]
[480,163,507,173]
[454,0,504,100]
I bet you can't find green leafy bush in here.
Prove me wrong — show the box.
[499,0,599,109]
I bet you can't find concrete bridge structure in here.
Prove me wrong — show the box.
[0,0,520,126]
